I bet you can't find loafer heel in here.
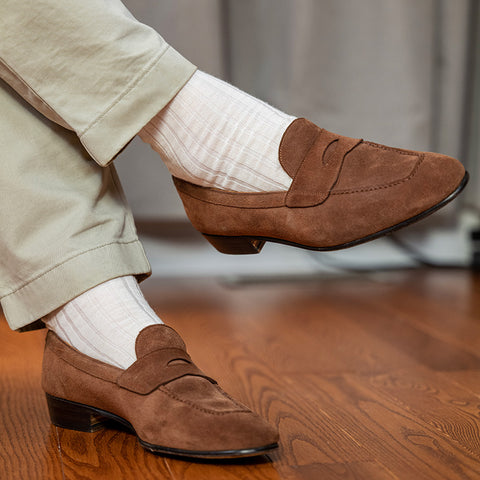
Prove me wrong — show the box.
[202,234,265,254]
[46,394,107,432]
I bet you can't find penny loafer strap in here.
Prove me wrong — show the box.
[117,347,217,394]
[285,129,361,208]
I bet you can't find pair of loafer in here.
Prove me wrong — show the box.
[42,118,468,459]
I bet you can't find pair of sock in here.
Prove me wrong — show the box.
[45,70,297,369]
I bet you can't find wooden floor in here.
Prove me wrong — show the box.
[1,268,480,479]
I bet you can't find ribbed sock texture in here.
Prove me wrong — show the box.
[44,276,163,369]
[139,70,295,192]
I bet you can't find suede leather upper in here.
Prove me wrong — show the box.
[173,118,466,250]
[42,325,278,453]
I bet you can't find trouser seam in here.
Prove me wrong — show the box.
[0,239,141,300]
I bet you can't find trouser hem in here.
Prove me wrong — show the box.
[79,46,196,166]
[1,240,151,331]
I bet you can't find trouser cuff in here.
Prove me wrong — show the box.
[1,240,151,331]
[80,46,196,166]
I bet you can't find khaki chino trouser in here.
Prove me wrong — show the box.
[0,0,196,331]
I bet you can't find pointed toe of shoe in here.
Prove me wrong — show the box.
[418,151,467,204]
[214,411,279,453]
[138,374,279,456]
[140,409,279,458]
[181,410,279,456]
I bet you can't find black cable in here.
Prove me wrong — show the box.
[304,233,467,273]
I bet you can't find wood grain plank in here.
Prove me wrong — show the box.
[2,269,479,479]
[292,373,480,479]
[163,456,283,480]
[367,368,480,459]
[155,278,423,378]
[56,428,174,480]
[440,370,480,398]
[330,295,480,372]
[289,461,397,480]
[354,281,480,361]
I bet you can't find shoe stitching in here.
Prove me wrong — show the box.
[47,343,249,417]
[176,152,423,207]
[176,184,286,209]
[362,141,418,156]
[279,123,321,179]
[221,390,255,409]
[177,152,421,208]
[287,129,320,180]
[331,155,424,195]
[49,336,217,393]
[160,384,252,415]
[48,342,121,385]
[179,189,286,209]
[174,178,284,198]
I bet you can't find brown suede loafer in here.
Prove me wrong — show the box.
[42,324,278,459]
[173,118,468,254]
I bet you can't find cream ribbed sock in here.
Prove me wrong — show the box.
[139,70,296,193]
[44,276,163,369]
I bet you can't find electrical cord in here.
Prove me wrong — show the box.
[305,233,468,273]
